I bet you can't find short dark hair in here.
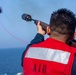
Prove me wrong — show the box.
[50,8,76,39]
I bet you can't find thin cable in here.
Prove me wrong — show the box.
[0,23,28,44]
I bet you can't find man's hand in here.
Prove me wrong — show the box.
[37,21,46,36]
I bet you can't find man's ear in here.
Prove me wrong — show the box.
[46,26,51,35]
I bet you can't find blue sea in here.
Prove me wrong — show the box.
[0,47,25,75]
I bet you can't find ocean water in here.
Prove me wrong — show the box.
[0,47,25,75]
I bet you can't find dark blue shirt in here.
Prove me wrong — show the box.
[22,33,76,75]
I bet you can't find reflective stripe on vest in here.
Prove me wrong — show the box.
[25,47,70,64]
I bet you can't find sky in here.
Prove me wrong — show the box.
[0,0,76,48]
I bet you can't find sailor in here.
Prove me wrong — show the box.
[22,8,76,75]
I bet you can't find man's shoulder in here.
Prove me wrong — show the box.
[30,41,46,47]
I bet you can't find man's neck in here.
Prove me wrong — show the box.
[49,34,68,44]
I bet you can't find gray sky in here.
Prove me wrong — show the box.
[0,0,76,48]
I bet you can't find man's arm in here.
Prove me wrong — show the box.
[72,56,76,75]
[68,39,76,75]
[21,33,44,66]
[21,21,46,66]
[25,33,44,50]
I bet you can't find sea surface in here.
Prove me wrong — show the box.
[0,47,25,75]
